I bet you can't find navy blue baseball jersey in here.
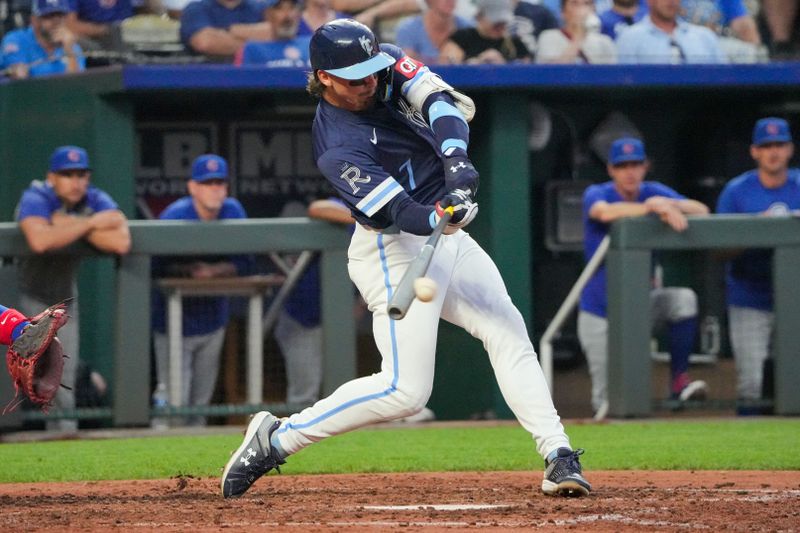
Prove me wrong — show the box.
[312,45,451,232]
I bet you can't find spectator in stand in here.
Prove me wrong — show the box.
[66,0,135,50]
[761,0,799,58]
[715,117,800,414]
[439,0,533,63]
[536,0,616,62]
[298,0,346,35]
[1,0,85,79]
[675,0,762,62]
[180,0,273,59]
[511,0,559,55]
[603,0,762,61]
[151,154,252,427]
[236,0,310,65]
[616,0,727,63]
[328,0,421,33]
[395,0,473,64]
[598,0,644,39]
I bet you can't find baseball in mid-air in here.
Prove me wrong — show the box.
[413,277,437,302]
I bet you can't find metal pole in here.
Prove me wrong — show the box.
[539,235,610,389]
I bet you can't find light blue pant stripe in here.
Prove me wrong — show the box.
[276,233,400,434]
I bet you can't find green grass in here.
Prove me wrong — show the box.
[1,419,798,483]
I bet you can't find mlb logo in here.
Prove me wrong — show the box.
[207,159,219,172]
[68,150,80,162]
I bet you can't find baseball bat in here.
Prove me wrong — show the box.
[387,207,453,320]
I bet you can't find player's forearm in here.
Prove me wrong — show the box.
[590,202,649,223]
[308,200,355,225]
[86,226,131,255]
[676,199,710,215]
[386,196,436,235]
[228,22,273,42]
[21,218,93,253]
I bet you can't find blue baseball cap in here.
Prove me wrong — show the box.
[191,154,228,182]
[50,146,91,172]
[608,137,646,165]
[752,117,792,146]
[32,0,71,16]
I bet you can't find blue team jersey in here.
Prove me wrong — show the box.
[579,181,685,317]
[715,169,800,311]
[68,0,133,23]
[151,196,252,335]
[1,27,85,77]
[237,36,311,67]
[17,180,117,220]
[180,0,269,46]
[312,44,448,231]
[598,8,644,39]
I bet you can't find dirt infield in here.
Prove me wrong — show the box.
[1,470,798,531]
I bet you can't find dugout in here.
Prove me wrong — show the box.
[0,63,799,426]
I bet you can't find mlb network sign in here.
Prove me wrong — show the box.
[135,121,331,218]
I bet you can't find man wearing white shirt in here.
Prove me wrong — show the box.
[616,0,726,63]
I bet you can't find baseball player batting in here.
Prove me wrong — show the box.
[221,19,590,499]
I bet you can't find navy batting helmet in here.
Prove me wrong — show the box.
[309,19,396,80]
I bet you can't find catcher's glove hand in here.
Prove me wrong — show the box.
[4,300,70,414]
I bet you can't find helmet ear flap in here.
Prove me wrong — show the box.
[377,66,393,101]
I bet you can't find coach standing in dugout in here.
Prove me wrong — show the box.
[150,154,252,428]
[15,145,131,433]
[716,117,800,415]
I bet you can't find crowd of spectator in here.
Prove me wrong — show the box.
[1,0,798,74]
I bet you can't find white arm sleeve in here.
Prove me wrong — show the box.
[401,66,476,123]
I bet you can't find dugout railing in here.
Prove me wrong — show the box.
[606,214,800,417]
[0,219,354,428]
[3,63,800,421]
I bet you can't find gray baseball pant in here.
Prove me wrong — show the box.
[727,305,773,400]
[274,309,323,407]
[153,327,226,426]
[578,287,697,413]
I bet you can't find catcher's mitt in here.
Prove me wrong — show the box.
[4,300,70,413]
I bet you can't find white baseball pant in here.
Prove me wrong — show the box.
[272,225,571,460]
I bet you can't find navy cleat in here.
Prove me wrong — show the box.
[221,411,285,498]
[541,448,591,497]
